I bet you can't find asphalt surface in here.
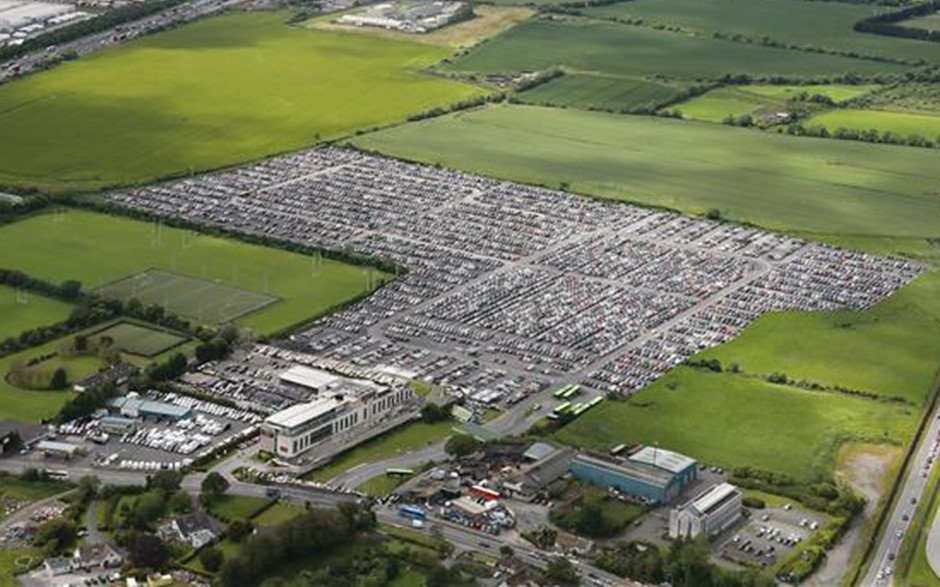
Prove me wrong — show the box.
[863,398,940,586]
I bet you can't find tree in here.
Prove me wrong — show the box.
[199,546,224,572]
[545,556,580,585]
[35,518,77,553]
[227,519,254,543]
[200,472,230,506]
[168,489,193,513]
[49,367,68,390]
[499,544,514,557]
[444,434,483,459]
[129,534,169,569]
[147,470,183,494]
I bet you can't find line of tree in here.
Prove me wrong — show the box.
[0,268,83,302]
[596,537,776,587]
[0,0,186,63]
[854,0,940,42]
[785,121,940,148]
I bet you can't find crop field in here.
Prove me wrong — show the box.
[901,12,940,31]
[584,0,940,63]
[95,269,277,326]
[0,285,72,339]
[446,18,904,79]
[743,84,878,102]
[518,73,682,110]
[0,210,387,335]
[555,367,919,481]
[807,108,940,138]
[352,104,940,237]
[86,321,188,357]
[0,11,484,191]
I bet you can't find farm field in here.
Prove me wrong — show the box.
[352,104,940,237]
[672,84,877,121]
[86,320,188,358]
[305,420,454,483]
[584,0,940,63]
[554,367,919,481]
[807,108,940,138]
[0,11,484,191]
[518,73,682,110]
[672,86,782,121]
[0,286,72,340]
[446,18,902,79]
[696,267,940,405]
[0,210,387,335]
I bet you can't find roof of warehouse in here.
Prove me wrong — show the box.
[280,365,340,390]
[36,440,80,454]
[691,482,740,516]
[265,397,342,429]
[629,446,697,474]
[574,453,675,488]
[110,397,192,418]
[523,442,557,462]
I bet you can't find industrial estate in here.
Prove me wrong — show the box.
[0,0,939,586]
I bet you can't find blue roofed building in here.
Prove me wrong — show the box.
[569,447,698,504]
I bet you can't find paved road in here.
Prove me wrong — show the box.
[863,398,940,586]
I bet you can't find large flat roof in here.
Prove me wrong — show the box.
[574,453,675,488]
[691,482,740,516]
[280,365,340,390]
[265,397,342,430]
[629,446,697,474]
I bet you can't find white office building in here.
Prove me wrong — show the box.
[260,370,415,459]
[669,482,743,539]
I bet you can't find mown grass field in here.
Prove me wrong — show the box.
[584,0,940,63]
[808,108,940,138]
[0,285,72,340]
[252,503,305,526]
[672,84,877,121]
[352,104,940,237]
[697,268,940,405]
[207,495,270,521]
[446,18,903,79]
[87,320,188,357]
[0,337,84,421]
[305,420,453,483]
[555,367,919,481]
[0,210,387,335]
[0,547,41,587]
[0,11,484,191]
[518,73,682,110]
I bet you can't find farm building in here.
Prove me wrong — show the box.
[569,448,697,504]
[669,482,743,539]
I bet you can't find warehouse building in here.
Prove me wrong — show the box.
[109,396,193,422]
[260,374,415,459]
[669,482,742,539]
[569,448,697,504]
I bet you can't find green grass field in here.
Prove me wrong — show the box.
[0,11,484,191]
[555,367,919,481]
[0,286,72,340]
[807,108,940,139]
[584,0,940,63]
[207,495,270,521]
[446,18,903,79]
[87,320,188,357]
[352,104,940,237]
[518,73,682,110]
[0,210,387,335]
[672,87,782,121]
[252,503,305,526]
[0,547,41,587]
[0,338,85,421]
[743,84,878,102]
[305,420,454,483]
[95,269,278,326]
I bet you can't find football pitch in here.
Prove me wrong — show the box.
[0,209,388,335]
[95,269,278,326]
